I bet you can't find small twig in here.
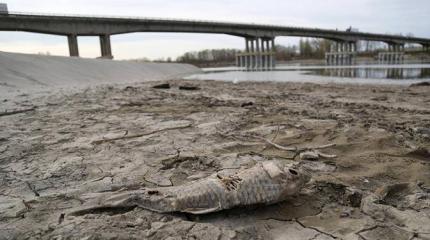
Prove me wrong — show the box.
[312,144,337,150]
[247,134,337,160]
[317,152,337,159]
[254,135,336,153]
[0,107,36,117]
[89,173,114,183]
[92,124,192,144]
[253,136,298,151]
[271,125,281,142]
[96,166,104,173]
[259,125,282,153]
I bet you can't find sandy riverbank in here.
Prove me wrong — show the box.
[1,77,429,239]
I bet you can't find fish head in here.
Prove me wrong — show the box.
[280,165,311,196]
[283,166,311,189]
[262,161,311,195]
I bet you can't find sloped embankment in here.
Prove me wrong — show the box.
[0,51,201,96]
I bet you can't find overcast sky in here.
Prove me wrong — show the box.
[0,0,429,59]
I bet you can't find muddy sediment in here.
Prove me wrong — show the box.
[1,79,429,239]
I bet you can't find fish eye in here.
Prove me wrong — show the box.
[289,169,298,175]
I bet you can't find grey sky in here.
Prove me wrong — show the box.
[1,0,429,59]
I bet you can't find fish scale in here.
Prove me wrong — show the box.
[69,160,310,216]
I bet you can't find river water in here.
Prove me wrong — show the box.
[185,64,430,85]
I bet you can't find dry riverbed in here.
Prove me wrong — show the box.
[1,79,430,239]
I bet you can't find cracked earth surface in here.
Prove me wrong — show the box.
[1,79,430,239]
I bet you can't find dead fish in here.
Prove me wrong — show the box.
[69,160,310,215]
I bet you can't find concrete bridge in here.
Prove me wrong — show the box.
[1,12,430,69]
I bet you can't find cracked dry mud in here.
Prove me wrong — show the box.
[1,80,430,240]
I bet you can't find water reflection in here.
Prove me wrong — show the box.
[307,67,430,79]
[189,64,430,85]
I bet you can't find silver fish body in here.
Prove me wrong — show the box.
[70,161,310,215]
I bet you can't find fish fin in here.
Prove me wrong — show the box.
[182,206,221,214]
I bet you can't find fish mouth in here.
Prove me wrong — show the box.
[287,162,311,180]
[284,165,311,187]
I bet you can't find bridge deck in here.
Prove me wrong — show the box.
[0,12,429,45]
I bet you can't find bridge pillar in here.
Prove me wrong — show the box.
[347,42,352,65]
[236,37,276,71]
[99,34,113,59]
[260,38,266,70]
[271,38,276,68]
[265,39,272,69]
[378,43,404,64]
[67,34,79,57]
[250,39,255,70]
[255,38,261,70]
[262,38,275,70]
[326,41,357,66]
[245,39,250,70]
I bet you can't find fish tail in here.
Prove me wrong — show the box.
[68,190,145,216]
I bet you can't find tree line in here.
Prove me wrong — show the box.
[176,49,240,67]
[133,38,422,66]
[174,39,333,66]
